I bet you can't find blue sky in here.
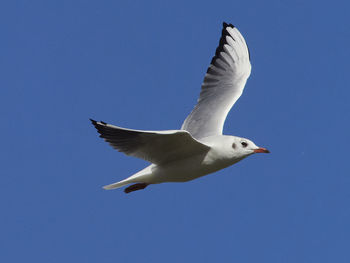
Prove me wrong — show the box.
[1,0,349,262]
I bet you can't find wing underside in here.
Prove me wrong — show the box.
[181,23,251,139]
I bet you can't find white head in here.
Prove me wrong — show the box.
[230,136,270,159]
[202,135,270,164]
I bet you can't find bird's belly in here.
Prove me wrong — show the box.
[150,156,232,183]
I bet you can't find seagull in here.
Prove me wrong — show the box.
[91,22,269,194]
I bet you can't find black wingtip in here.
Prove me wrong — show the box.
[90,118,108,126]
[209,22,236,66]
[220,22,250,61]
[223,22,235,29]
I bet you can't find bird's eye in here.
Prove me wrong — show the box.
[232,143,236,149]
[241,142,248,148]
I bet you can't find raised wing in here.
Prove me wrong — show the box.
[181,23,251,139]
[90,119,210,165]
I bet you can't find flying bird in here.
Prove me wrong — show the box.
[91,22,269,193]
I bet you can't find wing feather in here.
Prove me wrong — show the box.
[181,23,251,139]
[90,119,210,165]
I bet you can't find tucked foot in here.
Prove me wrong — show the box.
[124,183,149,194]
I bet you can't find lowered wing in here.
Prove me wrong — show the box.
[91,119,210,165]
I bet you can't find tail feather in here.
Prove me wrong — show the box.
[102,165,154,190]
[103,179,133,190]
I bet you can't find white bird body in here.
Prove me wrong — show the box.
[108,136,250,186]
[91,23,269,193]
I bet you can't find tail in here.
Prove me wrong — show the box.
[103,178,134,190]
[102,165,154,190]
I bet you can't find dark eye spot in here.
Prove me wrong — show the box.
[232,143,236,149]
[241,142,248,148]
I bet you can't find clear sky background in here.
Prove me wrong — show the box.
[1,0,349,262]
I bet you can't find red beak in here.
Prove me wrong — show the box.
[253,147,270,153]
